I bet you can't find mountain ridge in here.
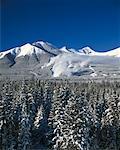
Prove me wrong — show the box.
[0,41,120,78]
[0,41,120,58]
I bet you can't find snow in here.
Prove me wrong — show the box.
[60,46,70,53]
[103,47,120,57]
[33,41,60,55]
[117,102,120,107]
[60,46,82,54]
[46,53,94,77]
[102,73,108,77]
[16,43,44,58]
[90,72,97,77]
[79,47,95,54]
[16,44,35,57]
[0,46,22,59]
[79,47,120,57]
[35,41,57,50]
[0,41,120,78]
[0,49,14,59]
[1,42,120,59]
[34,106,43,128]
[46,53,120,77]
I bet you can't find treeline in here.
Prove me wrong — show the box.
[0,79,120,150]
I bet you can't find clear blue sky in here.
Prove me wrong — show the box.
[0,0,120,52]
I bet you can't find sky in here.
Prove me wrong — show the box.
[0,0,120,52]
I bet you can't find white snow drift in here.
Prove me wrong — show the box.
[45,53,120,77]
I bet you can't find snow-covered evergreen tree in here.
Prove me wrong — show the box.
[78,89,93,150]
[0,79,120,150]
[34,105,44,129]
[0,93,4,150]
[18,82,31,150]
[1,83,18,150]
[101,88,120,150]
[50,85,71,149]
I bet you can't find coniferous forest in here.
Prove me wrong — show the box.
[0,79,120,150]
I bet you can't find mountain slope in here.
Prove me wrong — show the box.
[33,41,61,56]
[0,41,120,78]
[79,47,120,57]
[45,53,120,77]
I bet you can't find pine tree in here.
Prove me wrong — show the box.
[61,91,81,150]
[0,93,4,150]
[1,83,17,150]
[101,88,120,150]
[34,105,44,129]
[50,85,70,149]
[18,81,31,150]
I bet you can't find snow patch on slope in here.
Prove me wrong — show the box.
[16,43,44,58]
[82,47,120,57]
[45,52,120,77]
[80,47,95,54]
[100,47,120,57]
[60,46,70,53]
[79,47,120,57]
[0,47,21,59]
[46,53,94,77]
[33,41,60,55]
[16,43,35,57]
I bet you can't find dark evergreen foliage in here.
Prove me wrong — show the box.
[0,79,120,150]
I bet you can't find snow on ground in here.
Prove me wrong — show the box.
[45,53,120,77]
[46,53,93,77]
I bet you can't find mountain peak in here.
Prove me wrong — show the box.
[33,41,60,56]
[0,41,120,78]
[34,40,46,45]
[60,46,69,52]
[16,43,34,57]
[80,46,95,54]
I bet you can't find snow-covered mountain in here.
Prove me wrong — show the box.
[0,41,120,78]
[81,47,120,57]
